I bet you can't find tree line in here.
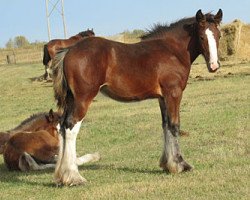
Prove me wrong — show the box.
[5,36,44,49]
[5,30,145,49]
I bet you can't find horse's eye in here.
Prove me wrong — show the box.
[200,36,204,41]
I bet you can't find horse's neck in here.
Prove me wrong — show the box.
[10,118,46,133]
[56,36,81,50]
[187,35,200,64]
[165,31,200,66]
[69,35,82,41]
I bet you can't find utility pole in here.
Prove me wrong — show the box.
[45,0,51,40]
[45,0,67,41]
[61,0,67,39]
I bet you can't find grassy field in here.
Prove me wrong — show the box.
[0,61,249,199]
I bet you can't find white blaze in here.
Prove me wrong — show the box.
[205,28,219,70]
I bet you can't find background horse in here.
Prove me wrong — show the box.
[0,109,100,171]
[51,9,222,186]
[43,29,95,80]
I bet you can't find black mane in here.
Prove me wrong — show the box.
[141,13,216,40]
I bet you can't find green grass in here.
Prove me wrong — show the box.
[0,62,249,199]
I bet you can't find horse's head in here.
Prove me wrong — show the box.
[45,109,61,126]
[79,29,95,38]
[196,9,223,72]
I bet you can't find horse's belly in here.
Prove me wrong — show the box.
[100,83,162,102]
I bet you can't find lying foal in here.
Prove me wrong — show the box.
[0,109,100,171]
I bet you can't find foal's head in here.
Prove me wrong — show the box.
[195,9,223,72]
[44,109,61,136]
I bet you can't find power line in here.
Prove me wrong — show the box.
[45,0,67,41]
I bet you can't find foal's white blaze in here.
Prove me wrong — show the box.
[205,28,219,71]
[56,123,61,133]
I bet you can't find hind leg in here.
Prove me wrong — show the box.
[76,152,101,166]
[54,90,98,186]
[44,61,52,80]
[55,120,85,186]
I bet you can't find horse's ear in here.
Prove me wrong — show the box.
[214,9,223,24]
[196,9,206,27]
[46,109,54,122]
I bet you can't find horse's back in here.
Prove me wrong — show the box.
[7,131,58,151]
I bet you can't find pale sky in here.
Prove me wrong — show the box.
[0,0,249,47]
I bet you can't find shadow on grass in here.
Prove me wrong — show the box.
[117,166,164,175]
[0,163,57,187]
[29,75,45,82]
[0,161,166,187]
[80,163,165,175]
[29,76,53,86]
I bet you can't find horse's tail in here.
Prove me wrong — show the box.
[43,44,51,66]
[0,132,13,154]
[52,48,70,113]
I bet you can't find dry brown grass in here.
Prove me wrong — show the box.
[191,58,250,81]
[105,34,141,43]
[219,20,250,62]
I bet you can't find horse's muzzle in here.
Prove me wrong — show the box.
[208,61,220,73]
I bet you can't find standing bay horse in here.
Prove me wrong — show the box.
[0,109,100,171]
[51,9,223,186]
[43,29,95,79]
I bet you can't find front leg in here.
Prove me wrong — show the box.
[158,89,193,173]
[54,92,97,186]
[160,125,192,173]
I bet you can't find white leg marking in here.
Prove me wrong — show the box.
[60,120,82,170]
[55,127,63,173]
[205,28,219,70]
[54,120,86,186]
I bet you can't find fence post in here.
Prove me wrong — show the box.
[6,55,10,64]
[12,50,16,64]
